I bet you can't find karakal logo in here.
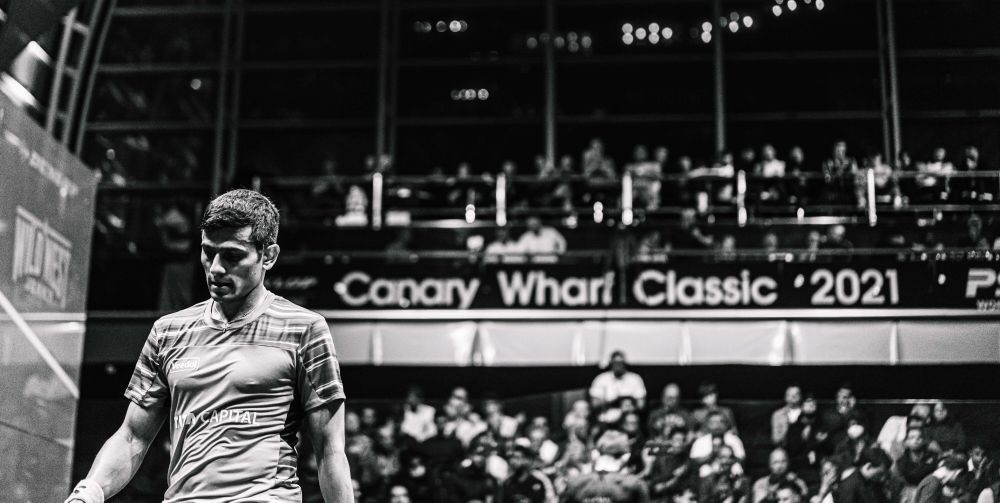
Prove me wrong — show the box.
[12,206,72,307]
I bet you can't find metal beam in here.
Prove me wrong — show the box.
[375,0,390,163]
[46,8,77,135]
[712,0,725,155]
[886,0,902,160]
[72,0,113,153]
[544,0,556,168]
[224,0,245,188]
[211,0,235,196]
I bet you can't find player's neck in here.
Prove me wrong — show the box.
[216,284,268,322]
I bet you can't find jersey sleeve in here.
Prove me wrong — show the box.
[124,326,169,407]
[297,317,346,411]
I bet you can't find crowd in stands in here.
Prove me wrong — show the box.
[305,351,996,503]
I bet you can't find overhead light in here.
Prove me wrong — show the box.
[635,27,647,40]
[772,5,783,16]
[649,22,660,33]
[701,31,712,43]
[662,27,673,39]
[649,33,660,44]
[743,15,754,28]
[622,23,633,34]
[622,33,634,45]
[729,21,739,33]
[788,0,798,11]
[702,21,713,32]
[816,0,825,10]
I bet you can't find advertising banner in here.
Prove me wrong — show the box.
[265,257,1000,312]
[0,91,98,501]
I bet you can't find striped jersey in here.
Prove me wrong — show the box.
[125,291,346,502]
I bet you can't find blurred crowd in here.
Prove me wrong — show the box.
[293,351,995,503]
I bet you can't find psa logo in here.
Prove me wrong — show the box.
[169,358,200,373]
[965,269,1000,298]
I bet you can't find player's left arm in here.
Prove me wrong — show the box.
[307,399,354,503]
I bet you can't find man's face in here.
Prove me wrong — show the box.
[623,413,640,434]
[776,488,801,503]
[345,412,361,434]
[763,145,776,160]
[201,226,276,306]
[610,355,627,376]
[933,402,948,422]
[508,450,531,472]
[904,429,924,450]
[527,217,542,233]
[790,147,804,163]
[663,384,680,407]
[836,388,853,409]
[707,414,726,435]
[669,431,687,452]
[933,148,946,162]
[769,450,789,476]
[785,387,802,406]
[834,142,847,158]
[483,399,501,416]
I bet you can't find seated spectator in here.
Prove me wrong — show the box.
[821,140,859,205]
[916,148,954,202]
[335,185,369,226]
[563,399,591,434]
[822,225,854,253]
[443,387,488,448]
[832,447,893,503]
[924,401,966,455]
[776,481,806,503]
[800,230,824,263]
[897,151,917,202]
[447,162,485,207]
[877,403,931,460]
[310,157,346,213]
[642,426,695,499]
[499,439,557,503]
[785,394,823,475]
[346,410,375,482]
[400,385,437,444]
[693,381,738,435]
[482,393,520,440]
[672,208,715,250]
[562,430,650,502]
[834,420,876,467]
[628,144,664,210]
[485,227,523,256]
[553,416,593,484]
[581,138,619,207]
[664,155,695,207]
[867,154,897,205]
[391,453,436,503]
[785,146,814,206]
[755,144,787,204]
[690,411,746,463]
[698,445,749,503]
[517,216,567,255]
[959,146,993,202]
[894,427,938,503]
[772,385,804,448]
[752,448,809,503]
[762,232,779,255]
[820,385,867,457]
[417,414,464,480]
[648,383,697,437]
[637,230,669,257]
[589,350,648,411]
[444,442,498,503]
[913,454,966,503]
[967,445,994,498]
[717,234,738,262]
[526,421,561,469]
[361,423,403,499]
[388,484,411,503]
[957,214,990,249]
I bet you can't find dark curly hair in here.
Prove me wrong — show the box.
[200,189,279,249]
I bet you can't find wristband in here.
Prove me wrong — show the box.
[66,479,105,503]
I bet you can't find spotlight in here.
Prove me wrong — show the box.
[649,22,660,33]
[662,27,673,39]
[526,36,538,49]
[635,27,647,40]
[649,32,660,44]
[459,20,468,32]
[730,11,740,21]
[478,88,489,100]
[581,34,592,48]
[772,5,783,16]
[435,20,446,32]
[743,15,753,28]
[701,31,712,43]
[729,21,739,33]
[816,0,825,9]
[622,23,634,34]
[702,21,713,32]
[449,20,461,32]
[622,33,634,45]
[788,0,798,11]
[189,78,202,90]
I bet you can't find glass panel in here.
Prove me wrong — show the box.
[395,124,544,175]
[898,60,1000,111]
[397,65,543,118]
[727,60,881,113]
[91,74,217,122]
[243,9,380,61]
[557,62,714,115]
[82,132,214,182]
[241,69,379,120]
[895,0,1000,50]
[103,16,224,63]
[237,129,377,178]
[398,3,544,59]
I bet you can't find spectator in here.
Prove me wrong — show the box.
[582,138,617,180]
[642,426,695,500]
[762,232,779,254]
[834,420,876,467]
[673,208,715,250]
[391,453,436,503]
[400,385,437,444]
[751,448,809,503]
[443,387,489,448]
[361,406,381,437]
[693,381,738,435]
[499,439,557,503]
[554,417,593,485]
[776,481,805,503]
[897,151,917,202]
[690,410,747,463]
[821,140,859,205]
[388,484,411,503]
[336,184,370,226]
[346,410,376,482]
[967,445,994,498]
[823,225,854,253]
[485,227,524,255]
[648,383,696,437]
[518,216,567,255]
[310,157,346,213]
[924,401,966,455]
[444,442,498,503]
[773,385,804,447]
[589,350,648,411]
[785,394,823,475]
[154,203,194,310]
[894,427,938,503]
[959,146,992,202]
[698,444,749,503]
[916,148,954,202]
[448,162,485,207]
[665,155,695,207]
[482,393,520,440]
[717,234,738,262]
[832,447,893,503]
[958,214,990,249]
[563,399,591,434]
[820,385,867,457]
[755,144,787,204]
[786,146,812,205]
[912,455,966,503]
[637,230,669,257]
[361,423,403,499]
[561,430,650,502]
[526,421,561,469]
[628,144,664,210]
[867,154,897,206]
[877,403,932,460]
[417,414,464,480]
[800,230,823,263]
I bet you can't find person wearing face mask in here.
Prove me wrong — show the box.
[589,350,648,412]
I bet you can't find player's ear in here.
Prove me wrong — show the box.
[262,244,280,270]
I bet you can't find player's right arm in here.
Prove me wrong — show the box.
[67,396,166,502]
